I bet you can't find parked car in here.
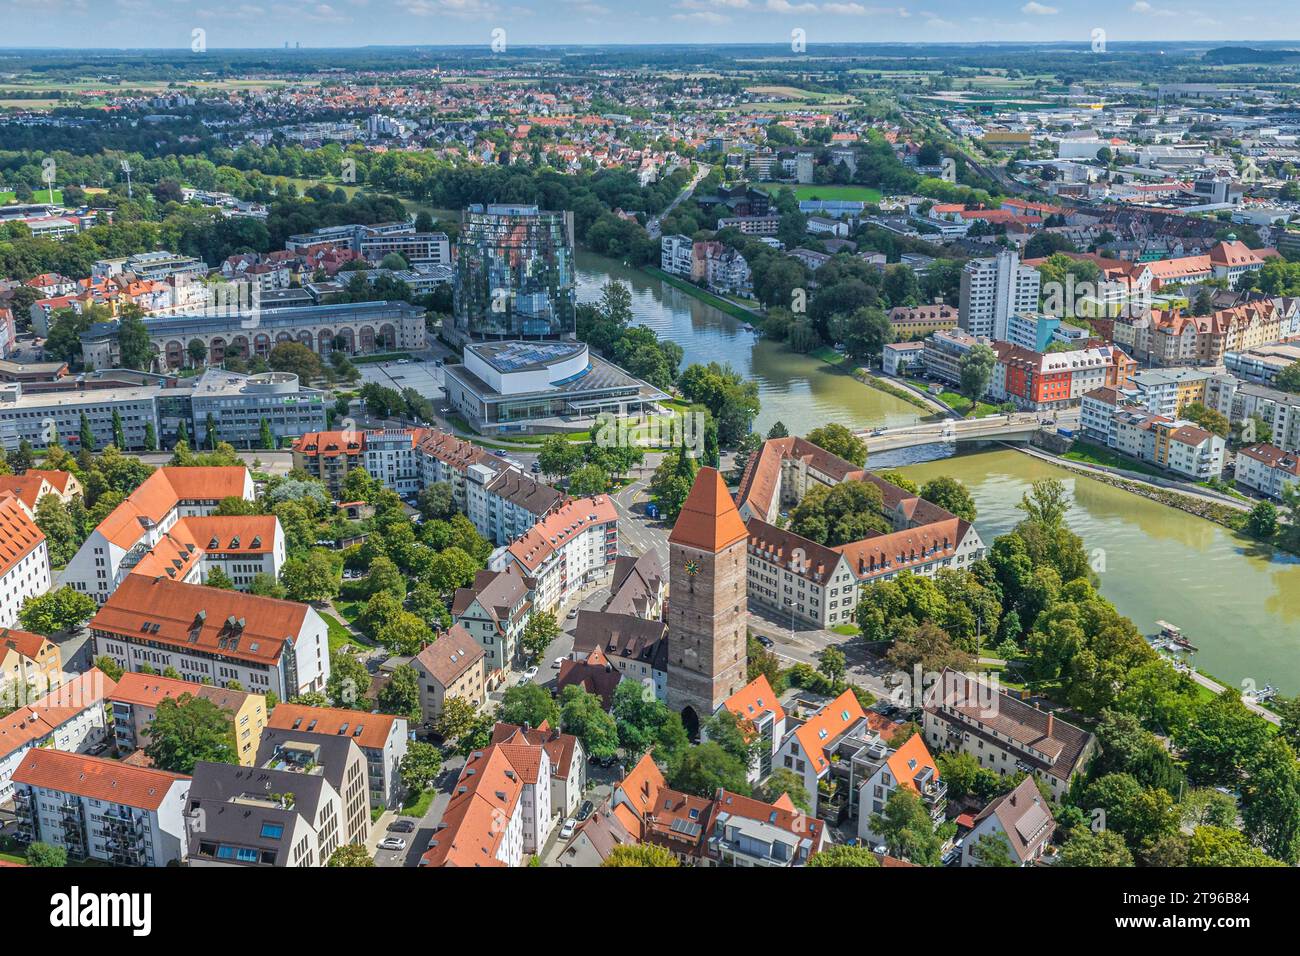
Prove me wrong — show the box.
[378,837,407,851]
[523,665,539,681]
[567,608,578,619]
[531,461,541,473]
[559,818,576,840]
[755,635,774,648]
[552,656,565,669]
[388,819,416,833]
[576,800,594,821]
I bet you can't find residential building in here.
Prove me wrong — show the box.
[557,801,637,867]
[922,328,983,385]
[661,234,694,276]
[611,753,713,863]
[491,720,586,820]
[421,739,554,866]
[990,341,1136,411]
[0,469,81,513]
[59,466,258,604]
[716,675,785,782]
[412,623,487,725]
[494,495,618,615]
[0,669,117,804]
[857,734,946,847]
[90,576,330,700]
[470,466,563,546]
[744,517,860,629]
[0,627,61,699]
[267,703,409,810]
[571,610,668,702]
[888,303,959,339]
[882,341,925,377]
[962,775,1056,867]
[775,689,867,816]
[604,550,665,620]
[0,493,50,630]
[1235,442,1300,500]
[449,568,530,686]
[11,750,191,866]
[959,251,1040,341]
[705,789,827,867]
[107,672,267,766]
[923,668,1096,801]
[187,730,370,867]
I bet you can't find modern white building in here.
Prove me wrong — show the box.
[266,704,409,811]
[90,576,330,700]
[959,251,1041,341]
[0,493,50,630]
[493,495,618,614]
[12,749,191,866]
[1236,442,1300,500]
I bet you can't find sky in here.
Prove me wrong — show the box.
[1,0,1294,50]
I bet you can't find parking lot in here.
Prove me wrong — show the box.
[354,356,446,401]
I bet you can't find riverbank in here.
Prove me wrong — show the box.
[641,265,760,321]
[853,368,947,415]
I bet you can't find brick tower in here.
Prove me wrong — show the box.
[666,467,749,736]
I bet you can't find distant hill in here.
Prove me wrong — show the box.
[1202,46,1300,65]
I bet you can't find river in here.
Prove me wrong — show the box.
[575,250,927,436]
[896,449,1300,695]
[575,251,1300,694]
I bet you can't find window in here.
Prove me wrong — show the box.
[260,822,284,839]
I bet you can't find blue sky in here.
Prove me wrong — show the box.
[1,0,1292,49]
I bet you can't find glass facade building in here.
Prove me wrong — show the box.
[454,204,576,339]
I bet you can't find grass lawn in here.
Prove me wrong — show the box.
[324,611,367,653]
[401,787,436,817]
[757,183,883,204]
[351,352,413,365]
[1062,439,1167,480]
[809,345,847,365]
[831,623,860,637]
[643,266,757,321]
[334,600,365,627]
[938,391,1000,419]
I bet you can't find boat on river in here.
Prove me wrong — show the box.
[1152,620,1199,653]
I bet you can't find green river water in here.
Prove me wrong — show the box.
[575,250,1300,693]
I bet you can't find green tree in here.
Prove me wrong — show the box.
[111,408,126,450]
[18,586,98,635]
[919,476,977,522]
[25,842,68,867]
[757,768,811,812]
[559,684,620,760]
[377,664,422,721]
[144,694,238,774]
[1188,825,1285,866]
[116,308,154,371]
[868,788,945,866]
[538,434,583,480]
[78,412,95,452]
[970,833,1017,867]
[520,611,560,661]
[804,422,868,466]
[958,343,996,404]
[1247,501,1278,539]
[433,696,479,741]
[34,494,79,567]
[326,650,371,709]
[805,844,880,867]
[399,740,444,793]
[328,844,376,867]
[93,654,125,682]
[1058,827,1134,867]
[280,551,340,603]
[669,742,751,797]
[568,463,609,496]
[816,646,847,692]
[602,844,680,867]
[499,683,561,729]
[204,567,235,590]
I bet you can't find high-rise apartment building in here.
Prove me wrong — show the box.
[959,250,1040,341]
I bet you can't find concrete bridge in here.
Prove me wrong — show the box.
[857,413,1058,453]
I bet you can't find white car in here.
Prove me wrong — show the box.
[378,837,407,851]
[523,665,539,681]
[552,656,565,669]
[559,819,576,840]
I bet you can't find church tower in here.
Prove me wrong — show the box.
[666,467,749,736]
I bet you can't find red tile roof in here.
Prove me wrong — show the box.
[668,467,748,552]
[267,703,400,751]
[12,749,188,810]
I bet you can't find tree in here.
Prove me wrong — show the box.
[790,480,891,546]
[328,844,376,867]
[806,844,880,867]
[144,694,238,774]
[920,476,976,522]
[757,768,811,812]
[93,654,125,682]
[117,308,154,371]
[1082,773,1178,850]
[868,788,945,866]
[1177,688,1270,787]
[280,551,340,603]
[1017,477,1071,528]
[1058,827,1134,867]
[143,422,157,451]
[602,844,680,867]
[34,494,79,567]
[423,694,474,741]
[249,572,287,599]
[520,611,559,661]
[1182,402,1230,439]
[958,343,996,404]
[205,567,235,590]
[886,621,974,674]
[377,664,422,721]
[568,463,609,496]
[1276,361,1300,394]
[25,842,68,867]
[499,683,561,729]
[1188,825,1285,867]
[805,423,868,467]
[417,482,455,520]
[559,684,620,760]
[78,412,95,452]
[670,742,752,797]
[970,833,1017,867]
[1247,501,1278,539]
[1240,736,1300,864]
[111,408,126,449]
[538,434,583,480]
[18,586,98,635]
[259,418,276,450]
[268,341,324,383]
[399,740,444,793]
[816,646,847,692]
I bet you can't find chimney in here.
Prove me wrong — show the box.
[1046,712,1055,738]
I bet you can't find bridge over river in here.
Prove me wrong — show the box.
[856,412,1072,453]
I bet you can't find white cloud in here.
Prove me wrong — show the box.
[1020,1,1058,13]
[823,2,867,13]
